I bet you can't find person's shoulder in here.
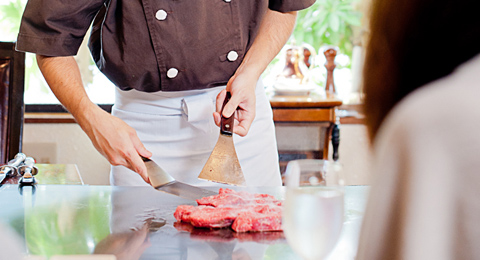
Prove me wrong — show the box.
[389,53,480,127]
[375,53,480,146]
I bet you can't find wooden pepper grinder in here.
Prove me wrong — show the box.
[280,47,305,81]
[324,47,338,94]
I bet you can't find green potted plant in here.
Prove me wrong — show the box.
[293,0,362,64]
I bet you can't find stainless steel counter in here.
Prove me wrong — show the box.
[0,184,369,259]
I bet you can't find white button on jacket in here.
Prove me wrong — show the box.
[167,68,179,78]
[227,51,238,62]
[155,10,168,20]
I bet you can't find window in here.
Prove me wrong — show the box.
[280,0,364,103]
[0,0,115,110]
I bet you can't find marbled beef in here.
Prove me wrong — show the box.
[196,188,282,207]
[231,204,282,232]
[173,188,283,232]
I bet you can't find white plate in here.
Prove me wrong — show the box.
[273,81,315,96]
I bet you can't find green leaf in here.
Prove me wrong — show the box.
[314,21,329,39]
[0,0,27,37]
[304,33,315,46]
[337,11,362,26]
[288,0,362,69]
[329,13,340,32]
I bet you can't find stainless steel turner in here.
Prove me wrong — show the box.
[198,92,246,186]
[142,156,217,200]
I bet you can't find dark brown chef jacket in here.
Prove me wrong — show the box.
[16,0,315,92]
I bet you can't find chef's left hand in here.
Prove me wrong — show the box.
[214,71,257,137]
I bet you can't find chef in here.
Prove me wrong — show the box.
[16,0,315,186]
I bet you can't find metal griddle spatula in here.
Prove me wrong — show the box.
[142,157,217,200]
[198,92,246,186]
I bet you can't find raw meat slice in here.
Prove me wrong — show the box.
[174,204,241,228]
[188,206,241,228]
[174,205,195,221]
[195,188,245,207]
[231,204,283,232]
[174,205,213,222]
[196,188,282,207]
[174,188,284,232]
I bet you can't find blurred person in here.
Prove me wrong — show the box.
[356,0,480,259]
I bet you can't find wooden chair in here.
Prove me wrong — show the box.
[0,42,25,164]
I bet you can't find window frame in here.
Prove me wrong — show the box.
[25,104,112,113]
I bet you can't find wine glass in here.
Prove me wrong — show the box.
[282,159,345,260]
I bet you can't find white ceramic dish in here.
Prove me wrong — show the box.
[273,80,316,96]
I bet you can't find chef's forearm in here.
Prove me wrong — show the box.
[36,55,99,125]
[236,9,297,79]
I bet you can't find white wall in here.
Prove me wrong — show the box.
[329,124,373,185]
[23,123,372,186]
[23,124,111,185]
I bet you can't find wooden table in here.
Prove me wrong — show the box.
[269,92,343,168]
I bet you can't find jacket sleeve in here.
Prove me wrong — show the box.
[16,0,107,56]
[268,0,316,13]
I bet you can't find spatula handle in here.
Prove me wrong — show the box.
[220,91,234,136]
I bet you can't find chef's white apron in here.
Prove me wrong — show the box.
[110,81,281,187]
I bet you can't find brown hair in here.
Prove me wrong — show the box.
[363,0,480,142]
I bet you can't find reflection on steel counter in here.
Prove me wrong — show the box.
[174,221,285,243]
[0,185,368,259]
[110,186,273,259]
[94,222,151,260]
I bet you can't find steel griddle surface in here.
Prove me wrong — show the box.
[0,185,368,259]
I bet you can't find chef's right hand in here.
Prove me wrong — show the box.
[77,104,152,183]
